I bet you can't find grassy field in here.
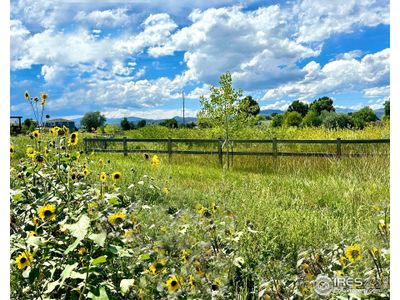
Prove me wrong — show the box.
[10,123,390,299]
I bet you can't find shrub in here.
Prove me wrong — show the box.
[301,111,321,127]
[271,114,284,127]
[320,111,353,129]
[351,107,378,129]
[283,111,302,127]
[287,100,309,117]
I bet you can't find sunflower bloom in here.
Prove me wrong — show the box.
[345,244,362,263]
[339,255,347,266]
[38,204,56,222]
[29,231,38,237]
[371,247,381,258]
[165,275,181,293]
[32,216,40,226]
[34,152,45,164]
[100,172,107,182]
[378,220,389,233]
[10,145,15,158]
[50,127,61,136]
[26,147,35,158]
[112,171,122,181]
[181,250,190,264]
[78,247,87,255]
[40,92,48,106]
[147,258,167,275]
[24,91,30,100]
[15,251,33,269]
[44,146,50,157]
[151,155,160,168]
[188,275,196,289]
[31,130,40,139]
[108,211,126,226]
[82,168,89,177]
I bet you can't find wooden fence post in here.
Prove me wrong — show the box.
[218,139,223,166]
[123,137,127,157]
[168,138,172,161]
[336,138,342,158]
[272,138,278,158]
[103,139,107,150]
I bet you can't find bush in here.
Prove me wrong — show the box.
[320,111,353,129]
[287,100,309,117]
[351,107,378,129]
[301,111,321,127]
[104,124,119,134]
[271,114,284,127]
[283,111,302,127]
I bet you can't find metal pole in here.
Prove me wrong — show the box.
[182,91,185,126]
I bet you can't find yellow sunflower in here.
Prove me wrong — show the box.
[38,204,56,222]
[32,216,40,226]
[40,92,48,106]
[50,126,61,136]
[345,244,362,263]
[15,251,33,269]
[67,137,78,146]
[180,250,190,264]
[100,172,107,182]
[82,168,89,177]
[165,275,182,293]
[78,247,87,255]
[371,247,381,258]
[112,171,122,181]
[339,255,347,266]
[24,91,30,100]
[211,203,218,213]
[151,155,160,168]
[29,231,38,237]
[188,275,196,289]
[32,130,40,139]
[10,145,15,158]
[108,211,126,226]
[44,146,50,157]
[378,220,389,233]
[26,147,36,158]
[33,152,45,164]
[147,258,167,275]
[162,187,169,195]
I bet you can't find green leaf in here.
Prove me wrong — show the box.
[108,197,119,205]
[91,255,107,265]
[88,287,109,300]
[45,280,59,294]
[29,268,40,284]
[64,238,81,254]
[59,263,79,288]
[89,232,107,247]
[63,214,90,240]
[139,253,151,261]
[120,279,135,295]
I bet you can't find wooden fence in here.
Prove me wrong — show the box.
[83,137,389,164]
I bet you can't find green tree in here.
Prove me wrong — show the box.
[301,111,321,127]
[310,96,335,115]
[121,117,131,130]
[283,111,302,127]
[238,96,260,116]
[159,118,178,128]
[137,120,147,128]
[384,100,390,119]
[320,111,353,129]
[80,111,106,131]
[287,100,309,117]
[271,114,284,127]
[351,107,378,129]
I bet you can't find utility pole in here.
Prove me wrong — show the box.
[182,91,185,126]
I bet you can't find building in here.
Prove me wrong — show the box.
[44,118,76,131]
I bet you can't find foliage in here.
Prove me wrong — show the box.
[137,120,147,128]
[301,111,321,127]
[238,96,260,117]
[271,114,284,128]
[351,107,378,129]
[159,118,178,129]
[310,96,335,115]
[104,124,120,134]
[287,100,309,117]
[321,111,353,129]
[81,112,107,131]
[383,100,390,119]
[120,118,132,131]
[283,111,303,127]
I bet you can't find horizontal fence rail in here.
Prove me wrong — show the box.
[83,137,389,165]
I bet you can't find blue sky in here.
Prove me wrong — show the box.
[10,0,389,121]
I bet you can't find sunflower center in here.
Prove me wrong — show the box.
[171,280,177,287]
[44,210,53,218]
[351,250,359,258]
[114,174,120,179]
[20,257,27,264]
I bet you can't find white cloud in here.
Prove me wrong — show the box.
[74,8,130,27]
[263,48,390,100]
[100,108,197,120]
[363,85,390,97]
[260,100,290,111]
[293,0,389,43]
[41,64,65,83]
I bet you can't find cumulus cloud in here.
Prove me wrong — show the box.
[74,8,130,27]
[263,48,390,100]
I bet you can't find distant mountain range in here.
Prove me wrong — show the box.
[71,108,385,127]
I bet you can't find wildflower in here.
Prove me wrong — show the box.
[378,220,389,233]
[181,250,190,264]
[50,127,61,136]
[44,146,49,157]
[195,204,205,215]
[162,187,169,195]
[151,155,160,168]
[34,153,45,164]
[38,204,56,222]
[62,126,70,135]
[26,147,36,158]
[33,97,39,102]
[40,92,48,106]
[188,275,196,289]
[67,137,78,146]
[345,244,362,263]
[32,216,40,226]
[211,203,218,213]
[125,229,137,240]
[212,278,222,290]
[303,263,313,280]
[29,231,38,237]
[193,260,205,277]
[335,270,344,277]
[10,145,15,158]
[70,132,78,140]
[82,168,89,177]
[78,247,87,255]
[371,247,381,258]
[148,258,167,275]
[339,255,347,266]
[100,172,107,182]
[24,91,30,100]
[165,275,181,293]
[108,211,126,226]
[112,171,122,181]
[31,130,40,139]
[15,251,33,270]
